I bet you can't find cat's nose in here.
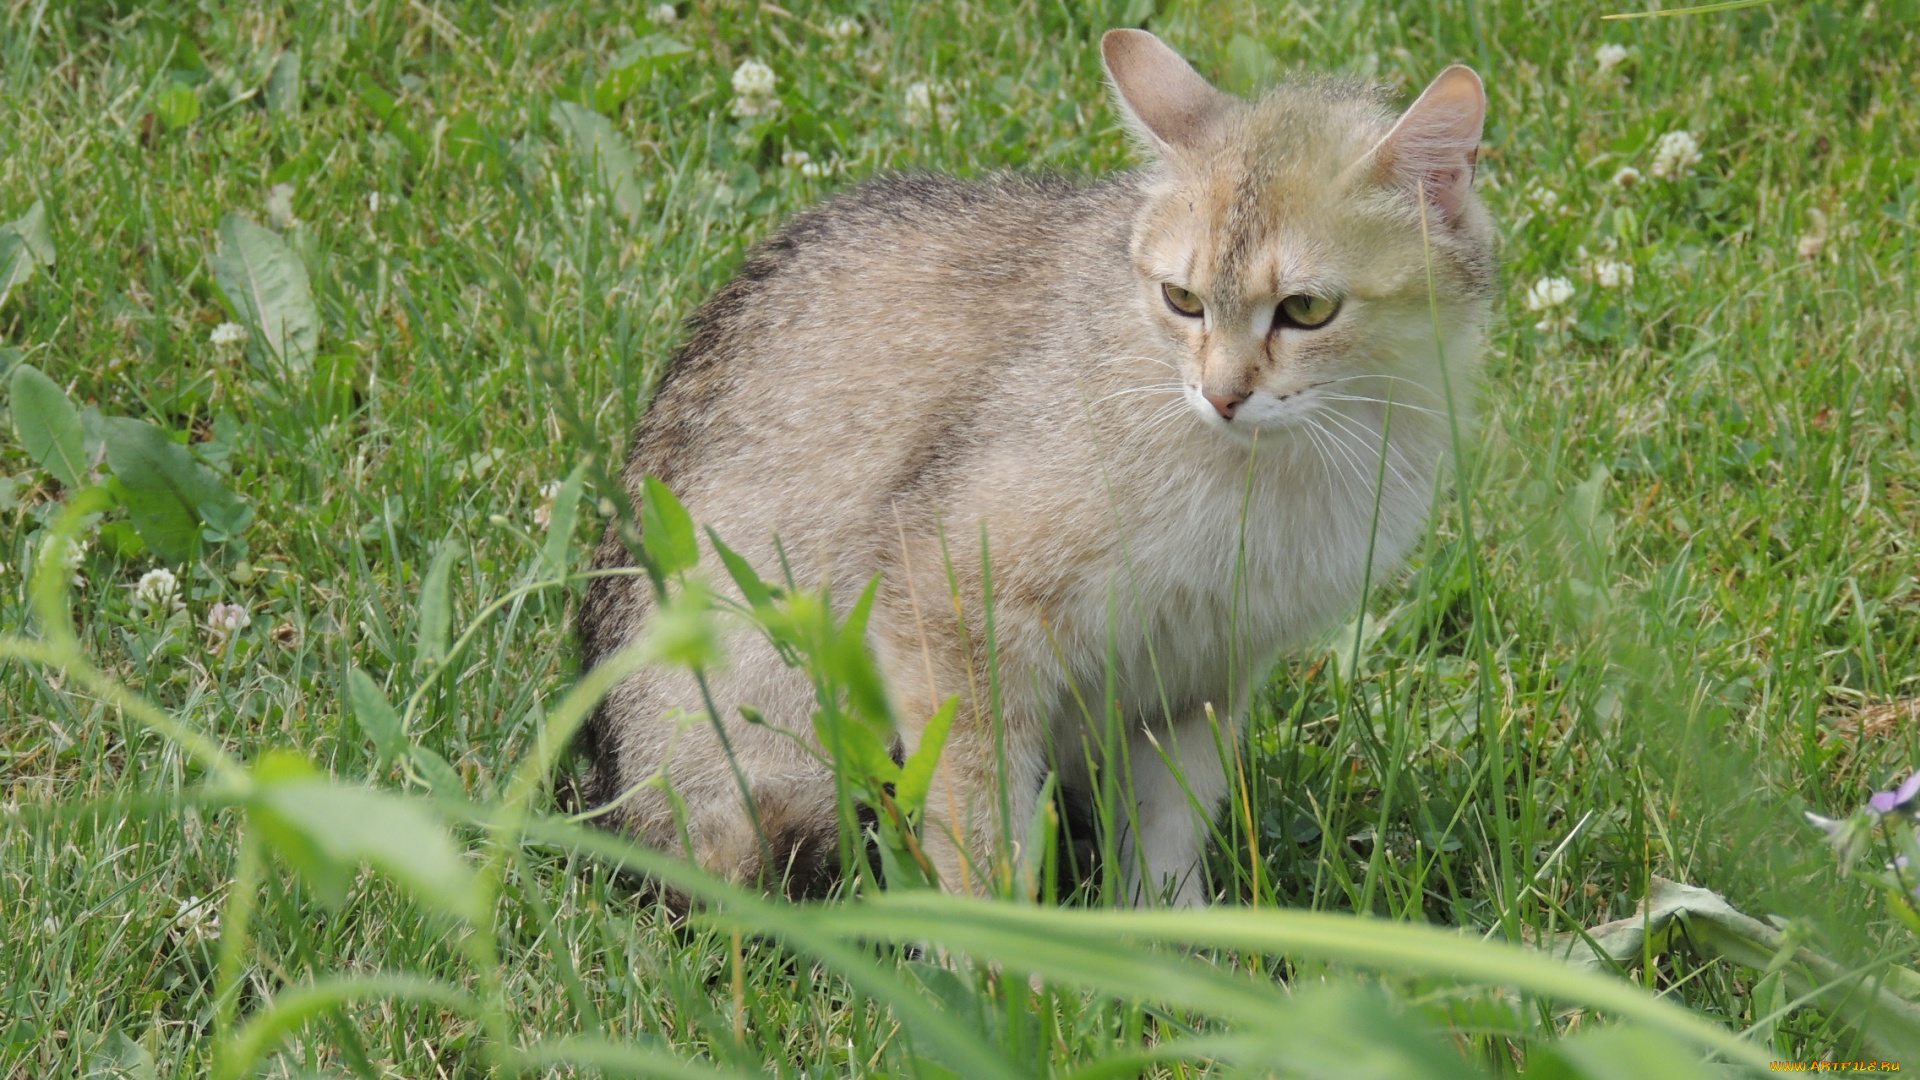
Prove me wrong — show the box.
[1203,391,1247,419]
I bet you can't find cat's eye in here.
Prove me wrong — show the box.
[1277,294,1341,329]
[1162,283,1205,318]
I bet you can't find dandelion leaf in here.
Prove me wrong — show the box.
[101,418,244,565]
[9,363,88,490]
[211,212,319,373]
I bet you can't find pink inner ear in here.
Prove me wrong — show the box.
[1381,70,1486,222]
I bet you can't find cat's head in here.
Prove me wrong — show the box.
[1102,29,1496,439]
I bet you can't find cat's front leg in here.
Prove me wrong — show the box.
[1120,706,1235,907]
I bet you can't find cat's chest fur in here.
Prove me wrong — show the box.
[963,381,1444,728]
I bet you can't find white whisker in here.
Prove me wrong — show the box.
[1310,373,1448,403]
[1316,407,1424,494]
[1316,392,1450,419]
[1317,409,1416,490]
[1096,353,1182,374]
[1092,382,1187,407]
[1304,416,1368,506]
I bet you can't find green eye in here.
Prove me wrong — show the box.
[1277,294,1341,329]
[1162,283,1205,317]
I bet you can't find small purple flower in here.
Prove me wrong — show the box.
[1869,772,1920,815]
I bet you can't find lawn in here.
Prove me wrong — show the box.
[2,0,1917,1076]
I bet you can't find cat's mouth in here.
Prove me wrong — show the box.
[1183,383,1318,436]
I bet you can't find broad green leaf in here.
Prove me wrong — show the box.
[872,821,932,891]
[66,484,118,517]
[642,582,721,669]
[86,1027,157,1080]
[548,100,646,222]
[97,521,147,559]
[344,668,404,767]
[640,475,698,576]
[3,199,55,266]
[0,199,52,307]
[248,750,482,921]
[593,34,693,113]
[100,417,242,565]
[154,82,200,130]
[810,894,1771,1069]
[246,752,350,904]
[1527,1025,1722,1080]
[211,212,320,372]
[264,49,300,116]
[197,499,253,542]
[541,461,589,582]
[1251,984,1484,1080]
[811,707,899,787]
[832,577,894,733]
[415,540,459,667]
[706,527,773,609]
[0,234,27,308]
[895,695,959,816]
[9,363,87,489]
[409,745,465,800]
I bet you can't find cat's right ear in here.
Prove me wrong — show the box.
[1101,29,1228,158]
[1364,65,1487,223]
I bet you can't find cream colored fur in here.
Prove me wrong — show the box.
[576,29,1496,907]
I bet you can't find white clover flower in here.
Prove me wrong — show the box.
[1594,44,1629,76]
[368,191,383,212]
[173,895,221,945]
[1590,257,1634,289]
[1649,130,1702,180]
[826,16,861,43]
[210,322,248,348]
[1526,276,1576,333]
[1525,276,1575,311]
[1611,166,1643,189]
[781,149,812,170]
[133,567,182,612]
[732,59,776,98]
[648,3,678,23]
[206,602,251,642]
[533,479,565,530]
[905,81,935,127]
[40,534,88,587]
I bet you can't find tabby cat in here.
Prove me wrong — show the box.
[577,28,1494,906]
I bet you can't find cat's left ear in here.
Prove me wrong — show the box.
[1369,65,1487,222]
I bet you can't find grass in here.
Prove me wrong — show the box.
[2,0,1918,1075]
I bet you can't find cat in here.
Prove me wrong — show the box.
[575,28,1495,907]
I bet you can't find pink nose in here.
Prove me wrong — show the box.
[1203,391,1246,420]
